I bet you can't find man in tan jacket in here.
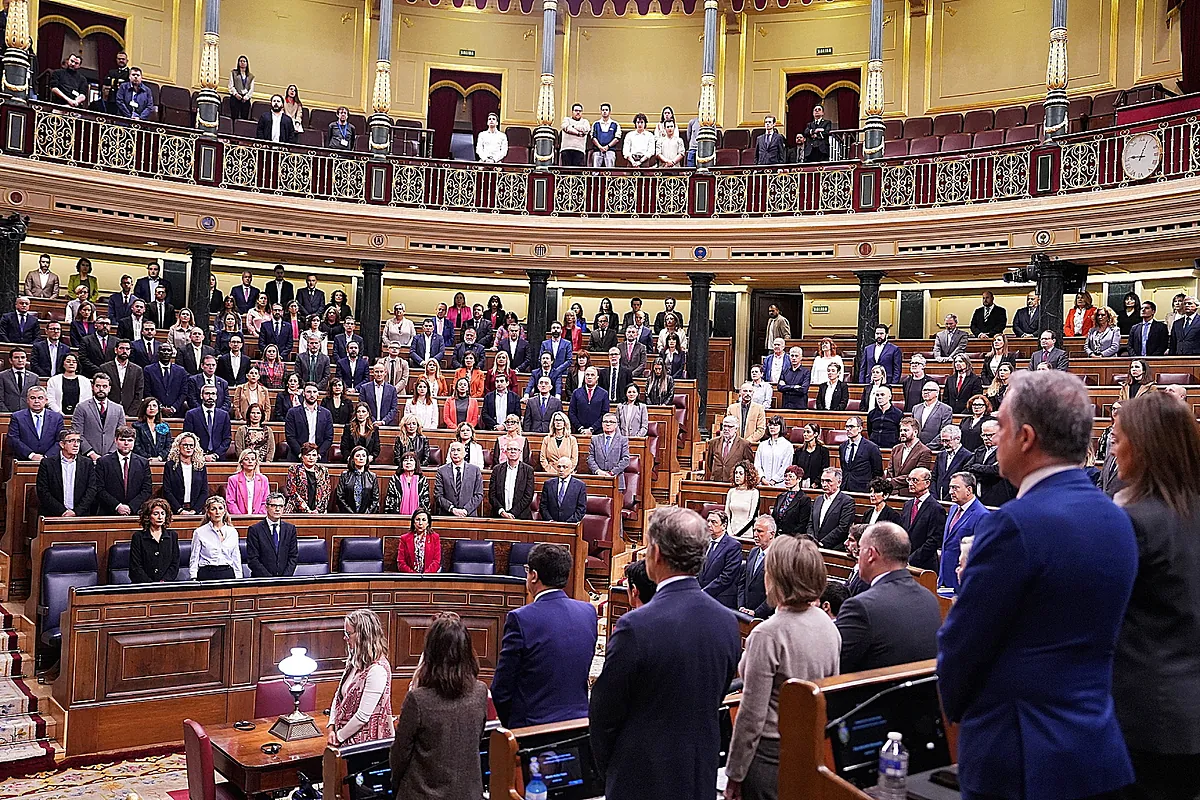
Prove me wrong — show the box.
[886,416,936,495]
[706,415,754,483]
[725,383,767,443]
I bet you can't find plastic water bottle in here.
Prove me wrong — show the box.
[525,758,548,800]
[876,731,909,800]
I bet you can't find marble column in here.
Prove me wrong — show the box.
[368,0,395,158]
[187,245,215,336]
[532,0,559,168]
[1,0,32,102]
[195,0,222,133]
[854,271,886,382]
[360,261,385,359]
[1043,0,1069,138]
[694,0,720,169]
[687,272,715,429]
[527,269,552,354]
[1035,259,1065,344]
[862,0,886,161]
[0,214,29,314]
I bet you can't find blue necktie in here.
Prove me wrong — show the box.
[271,523,279,551]
[1142,324,1149,352]
[558,479,567,504]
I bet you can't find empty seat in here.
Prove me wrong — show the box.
[1005,125,1040,144]
[159,85,191,110]
[740,148,756,165]
[507,542,536,578]
[846,399,861,411]
[1026,102,1046,127]
[908,136,941,155]
[1091,91,1121,116]
[218,115,233,135]
[722,129,751,150]
[297,130,324,148]
[393,117,424,128]
[183,720,241,800]
[1067,97,1092,133]
[715,148,740,166]
[354,136,370,152]
[620,455,641,523]
[583,497,614,577]
[932,113,962,136]
[1157,372,1195,385]
[309,109,337,132]
[294,539,330,576]
[993,106,1026,130]
[972,129,1006,149]
[883,139,909,158]
[940,133,972,152]
[962,109,995,134]
[249,101,271,121]
[107,542,132,585]
[450,540,495,575]
[821,429,849,447]
[348,114,368,134]
[177,540,193,581]
[883,119,904,140]
[338,537,384,573]
[505,126,532,148]
[233,119,256,139]
[502,146,529,164]
[161,107,193,128]
[39,544,98,664]
[750,127,765,143]
[903,117,933,139]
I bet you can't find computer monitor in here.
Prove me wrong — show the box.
[518,733,604,800]
[341,721,502,800]
[822,673,951,789]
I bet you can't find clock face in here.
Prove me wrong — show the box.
[1122,133,1162,181]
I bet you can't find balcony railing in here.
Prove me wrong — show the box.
[3,101,1197,219]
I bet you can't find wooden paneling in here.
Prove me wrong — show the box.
[104,625,225,697]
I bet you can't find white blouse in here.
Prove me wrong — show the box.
[725,488,761,538]
[405,399,439,432]
[190,522,242,578]
[811,355,844,386]
[754,437,795,486]
[384,318,416,347]
[750,381,773,409]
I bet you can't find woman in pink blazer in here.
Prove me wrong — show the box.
[224,449,270,515]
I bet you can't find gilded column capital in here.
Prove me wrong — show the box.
[4,0,30,51]
[372,60,392,116]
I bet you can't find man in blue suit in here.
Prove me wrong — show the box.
[761,339,789,385]
[331,319,364,362]
[568,368,609,434]
[182,384,232,461]
[697,509,744,609]
[939,370,1138,800]
[143,345,189,417]
[539,321,573,370]
[539,457,588,524]
[839,417,883,492]
[355,365,398,426]
[590,506,740,800]
[336,341,369,387]
[858,324,903,383]
[8,386,62,461]
[245,494,298,577]
[31,321,68,377]
[409,319,444,368]
[491,544,598,728]
[1169,295,1200,355]
[0,296,39,344]
[939,471,988,591]
[258,305,294,359]
[184,355,231,413]
[525,353,564,397]
[284,383,334,461]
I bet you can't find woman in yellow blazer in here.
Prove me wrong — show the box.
[539,411,579,472]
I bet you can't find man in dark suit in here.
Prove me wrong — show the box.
[933,425,973,501]
[296,275,326,320]
[130,320,161,368]
[809,468,857,548]
[836,521,941,673]
[245,494,299,578]
[698,509,744,609]
[0,347,40,412]
[799,105,834,162]
[969,291,1009,338]
[9,386,63,461]
[31,321,68,377]
[36,429,98,517]
[500,322,530,372]
[178,328,215,376]
[568,368,610,434]
[229,271,260,315]
[116,299,148,341]
[588,316,618,354]
[435,442,484,516]
[145,285,175,330]
[489,443,535,519]
[408,319,444,368]
[598,349,633,402]
[705,416,754,483]
[143,345,188,417]
[293,339,330,389]
[754,115,786,165]
[216,335,251,386]
[133,260,171,305]
[525,353,565,397]
[284,383,334,462]
[95,426,152,516]
[336,341,369,387]
[1170,295,1200,355]
[590,506,740,800]
[184,355,231,413]
[539,457,588,524]
[738,515,776,618]
[778,347,812,410]
[99,341,145,416]
[966,419,1017,506]
[1128,300,1170,357]
[652,299,685,335]
[942,355,983,415]
[264,265,294,309]
[1029,330,1070,370]
[839,417,883,492]
[539,322,573,370]
[939,472,988,591]
[1011,289,1042,337]
[481,374,520,431]
[183,384,232,461]
[106,275,137,325]
[0,296,39,344]
[258,305,294,360]
[900,467,948,570]
[332,319,365,363]
[858,325,903,383]
[618,327,647,378]
[491,544,598,728]
[255,94,298,143]
[939,370,1138,800]
[451,326,484,369]
[356,365,398,426]
[523,376,563,433]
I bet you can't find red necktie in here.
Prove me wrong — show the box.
[122,457,129,491]
[957,375,964,392]
[910,498,920,525]
[949,506,963,529]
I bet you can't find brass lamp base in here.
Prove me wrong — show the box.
[269,711,322,741]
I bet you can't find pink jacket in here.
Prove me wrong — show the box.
[224,472,270,515]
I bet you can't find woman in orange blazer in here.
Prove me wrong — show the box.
[442,376,481,428]
[453,351,487,398]
[1064,291,1097,338]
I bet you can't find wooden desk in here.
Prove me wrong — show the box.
[208,712,331,796]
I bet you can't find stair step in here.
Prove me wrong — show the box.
[0,678,41,719]
[0,630,27,653]
[0,713,54,747]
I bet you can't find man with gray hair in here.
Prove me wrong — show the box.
[933,424,972,501]
[1169,294,1200,354]
[590,506,740,800]
[965,418,1016,506]
[738,515,777,618]
[809,467,855,549]
[835,521,941,672]
[706,415,753,483]
[939,370,1138,800]
[913,380,953,446]
[939,472,987,591]
[725,382,766,443]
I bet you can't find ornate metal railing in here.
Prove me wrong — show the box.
[3,100,1197,219]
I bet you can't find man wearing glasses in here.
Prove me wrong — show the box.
[838,416,882,493]
[245,493,298,578]
[808,468,855,549]
[705,415,753,483]
[899,468,947,570]
[36,429,97,518]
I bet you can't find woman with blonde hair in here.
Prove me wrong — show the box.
[329,609,394,748]
[224,449,269,515]
[258,344,287,390]
[725,536,840,800]
[163,431,208,515]
[189,496,242,581]
[540,411,578,471]
[168,307,195,352]
[245,294,271,338]
[486,349,517,395]
[492,415,531,465]
[985,362,1013,410]
[1085,306,1122,357]
[393,414,432,467]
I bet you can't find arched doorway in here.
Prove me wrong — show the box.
[427,69,502,160]
[36,1,126,100]
[785,69,861,145]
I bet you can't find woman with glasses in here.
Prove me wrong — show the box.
[163,432,208,516]
[959,395,994,453]
[284,443,331,514]
[328,609,393,748]
[492,415,531,465]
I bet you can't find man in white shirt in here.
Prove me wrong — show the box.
[656,120,686,168]
[623,113,656,168]
[24,253,60,299]
[560,103,590,167]
[490,443,534,520]
[590,103,621,168]
[255,94,297,144]
[476,112,509,163]
[763,338,787,384]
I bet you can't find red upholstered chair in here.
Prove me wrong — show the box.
[1088,91,1120,130]
[787,426,805,444]
[233,119,256,139]
[940,133,972,153]
[993,106,1027,130]
[883,119,904,140]
[821,429,849,447]
[582,497,614,580]
[506,127,533,148]
[672,395,688,448]
[645,422,660,481]
[908,136,941,156]
[701,502,725,518]
[903,117,933,139]
[1068,96,1093,133]
[740,148,757,165]
[162,107,194,128]
[846,399,861,411]
[723,129,751,150]
[1157,373,1195,385]
[218,116,233,135]
[1026,102,1046,127]
[883,139,909,158]
[1005,125,1040,144]
[972,129,1006,149]
[932,113,962,136]
[962,109,995,134]
[502,146,530,164]
[253,680,317,719]
[250,101,271,121]
[620,456,641,527]
[715,148,740,166]
[298,130,323,147]
[183,720,241,800]
[309,109,336,132]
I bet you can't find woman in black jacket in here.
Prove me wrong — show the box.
[341,403,381,464]
[814,363,849,411]
[129,498,180,583]
[162,432,209,516]
[134,397,171,462]
[394,415,433,467]
[770,466,812,536]
[336,446,379,514]
[860,478,905,526]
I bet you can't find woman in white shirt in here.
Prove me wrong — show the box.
[405,378,440,432]
[748,364,773,408]
[46,353,92,416]
[299,315,327,351]
[190,496,242,581]
[754,416,795,487]
[455,423,486,470]
[383,304,416,348]
[810,338,844,387]
[725,461,762,538]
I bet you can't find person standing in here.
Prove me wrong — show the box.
[938,370,1138,800]
[590,506,741,800]
[245,493,298,578]
[1169,295,1200,355]
[590,104,621,168]
[95,426,152,516]
[754,116,786,165]
[489,443,535,519]
[1110,391,1200,800]
[36,428,97,518]
[331,609,394,748]
[939,472,988,591]
[326,106,357,150]
[969,291,1009,338]
[434,441,483,517]
[491,544,597,728]
[1128,300,1170,357]
[24,254,60,299]
[858,324,903,383]
[798,105,834,162]
[255,94,298,144]
[560,103,590,167]
[763,304,791,351]
[228,56,255,120]
[129,498,180,583]
[189,496,242,581]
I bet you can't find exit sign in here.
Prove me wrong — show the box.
[459,49,476,57]
[812,304,830,313]
[816,47,834,56]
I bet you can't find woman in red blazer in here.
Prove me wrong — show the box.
[1063,291,1097,337]
[397,508,441,573]
[442,377,481,428]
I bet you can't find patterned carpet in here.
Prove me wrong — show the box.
[0,753,188,800]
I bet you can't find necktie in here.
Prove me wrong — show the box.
[558,479,567,504]
[909,498,920,525]
[957,375,964,392]
[20,313,26,328]
[275,321,281,337]
[708,539,717,557]
[15,371,23,389]
[122,456,129,491]
[849,442,857,463]
[206,410,213,440]
[949,506,963,530]
[99,400,107,420]
[1142,324,1150,351]
[158,303,164,321]
[627,343,633,360]
[605,435,612,452]
[34,413,41,438]
[723,441,731,458]
[455,467,462,497]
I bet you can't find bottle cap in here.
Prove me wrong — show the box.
[887,732,902,740]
